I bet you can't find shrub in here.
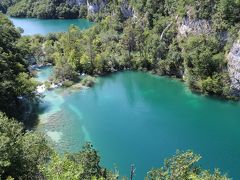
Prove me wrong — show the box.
[81,76,96,87]
[63,80,74,87]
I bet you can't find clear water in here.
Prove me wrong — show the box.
[36,66,53,83]
[36,70,240,179]
[10,17,94,35]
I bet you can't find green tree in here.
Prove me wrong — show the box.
[40,153,83,180]
[0,13,37,120]
[145,150,230,180]
[0,112,51,179]
[40,142,118,180]
[181,35,227,94]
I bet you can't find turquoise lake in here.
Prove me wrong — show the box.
[14,17,240,179]
[10,17,94,35]
[37,69,240,179]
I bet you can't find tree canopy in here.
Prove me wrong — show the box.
[0,13,37,121]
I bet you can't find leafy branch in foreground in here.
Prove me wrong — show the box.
[146,150,230,180]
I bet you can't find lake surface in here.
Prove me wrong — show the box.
[37,69,240,179]
[10,17,94,35]
[36,66,53,82]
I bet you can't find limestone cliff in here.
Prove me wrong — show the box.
[66,0,86,6]
[227,42,240,96]
[66,0,108,13]
[177,16,240,96]
[86,0,108,13]
[120,0,134,18]
[178,17,212,37]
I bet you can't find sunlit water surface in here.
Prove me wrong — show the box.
[10,17,94,35]
[36,68,240,179]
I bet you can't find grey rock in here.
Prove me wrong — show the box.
[66,0,87,6]
[227,42,240,96]
[178,17,212,37]
[87,0,108,13]
[120,2,133,18]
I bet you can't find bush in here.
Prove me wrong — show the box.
[0,112,51,179]
[44,81,51,89]
[62,80,74,87]
[81,76,96,87]
[201,73,231,97]
[146,150,230,180]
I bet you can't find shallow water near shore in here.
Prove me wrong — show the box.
[36,68,240,179]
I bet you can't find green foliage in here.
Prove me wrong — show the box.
[157,39,183,77]
[24,4,234,98]
[181,35,230,97]
[40,142,118,180]
[0,13,37,120]
[145,150,230,180]
[63,79,74,87]
[0,112,118,179]
[54,61,79,82]
[0,0,19,13]
[201,73,231,97]
[0,112,51,179]
[68,143,108,179]
[81,76,96,87]
[40,153,83,180]
[6,0,238,99]
[1,1,238,178]
[7,0,84,19]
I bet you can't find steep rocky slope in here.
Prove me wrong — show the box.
[178,17,212,37]
[227,42,240,96]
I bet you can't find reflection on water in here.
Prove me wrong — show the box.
[36,71,240,179]
[10,18,94,35]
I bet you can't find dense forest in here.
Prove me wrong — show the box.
[0,0,239,179]
[0,0,105,19]
[7,0,240,99]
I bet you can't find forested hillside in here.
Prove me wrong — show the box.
[0,0,105,19]
[9,0,240,98]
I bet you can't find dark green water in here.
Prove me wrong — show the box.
[37,70,240,179]
[10,17,94,35]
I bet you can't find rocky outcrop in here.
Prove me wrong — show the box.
[66,0,87,6]
[66,0,108,13]
[120,3,134,18]
[87,0,107,13]
[178,17,212,37]
[87,3,99,13]
[227,42,240,96]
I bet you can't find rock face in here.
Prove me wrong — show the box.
[65,0,133,16]
[120,2,134,18]
[227,42,240,96]
[178,17,212,37]
[87,0,108,13]
[66,0,108,13]
[66,0,86,5]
